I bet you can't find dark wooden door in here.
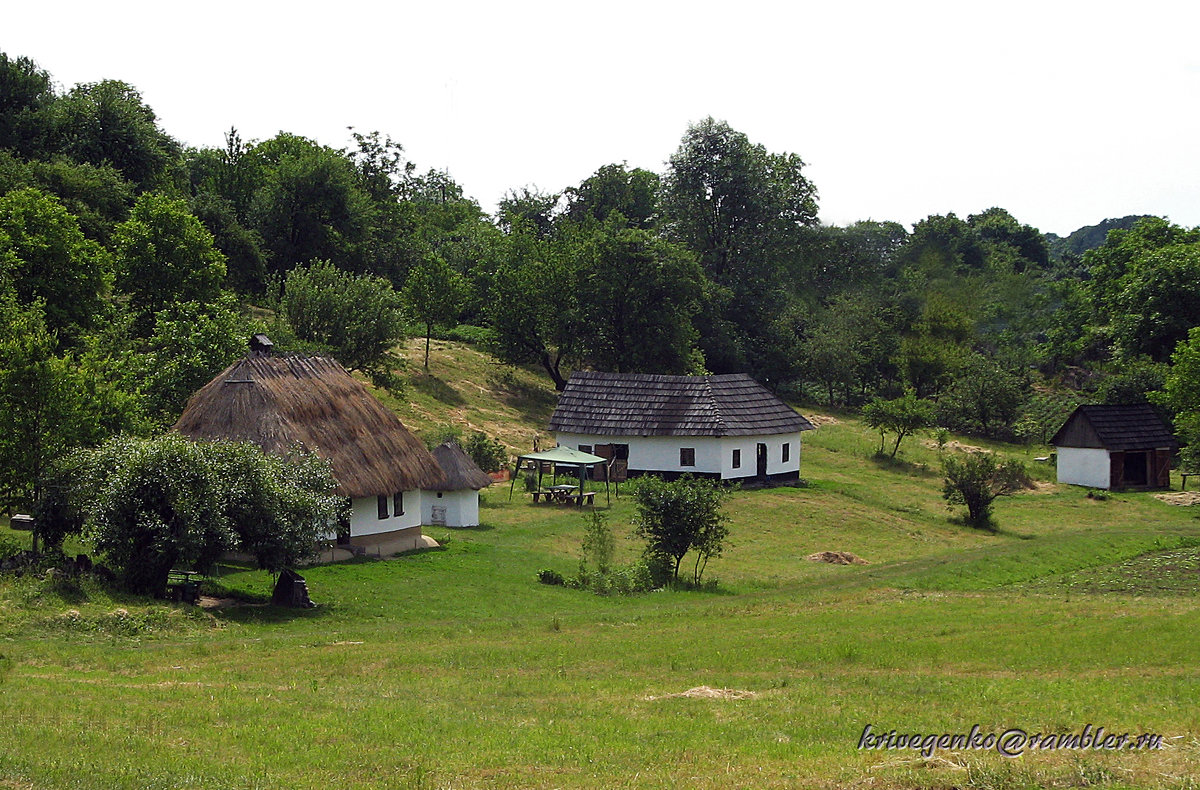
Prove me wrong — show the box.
[756,443,768,479]
[1109,451,1124,489]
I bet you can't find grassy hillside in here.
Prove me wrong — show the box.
[2,341,1199,789]
[372,337,560,454]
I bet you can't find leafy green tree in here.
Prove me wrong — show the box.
[138,296,248,425]
[942,452,1030,529]
[0,51,54,156]
[54,434,342,595]
[578,215,704,374]
[1110,243,1200,361]
[462,432,508,474]
[487,226,581,390]
[112,192,227,331]
[249,134,372,276]
[565,163,659,229]
[0,187,110,334]
[863,391,935,458]
[937,354,1026,439]
[0,298,104,525]
[282,260,407,381]
[497,187,561,238]
[632,475,731,585]
[402,255,465,368]
[47,80,181,191]
[900,213,986,275]
[1152,327,1200,471]
[967,207,1050,271]
[661,117,817,376]
[189,192,268,294]
[0,150,133,243]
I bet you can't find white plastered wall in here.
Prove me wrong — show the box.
[556,432,803,479]
[421,489,480,528]
[1056,447,1111,489]
[349,490,422,537]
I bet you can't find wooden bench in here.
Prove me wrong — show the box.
[570,491,596,507]
[166,570,204,604]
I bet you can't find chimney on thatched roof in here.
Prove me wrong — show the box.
[249,333,274,354]
[429,442,493,491]
[173,353,444,497]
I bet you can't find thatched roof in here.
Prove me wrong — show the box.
[1051,403,1177,451]
[174,353,444,497]
[429,442,493,491]
[549,371,815,437]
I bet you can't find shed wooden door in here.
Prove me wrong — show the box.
[1109,451,1124,489]
[1154,449,1172,488]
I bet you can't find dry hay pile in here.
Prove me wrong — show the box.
[807,551,869,565]
[1154,492,1200,506]
[807,413,840,428]
[645,686,758,701]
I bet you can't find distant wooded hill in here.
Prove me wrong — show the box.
[1046,215,1155,260]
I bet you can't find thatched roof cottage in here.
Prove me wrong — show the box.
[175,351,455,553]
[1051,403,1176,490]
[549,371,815,482]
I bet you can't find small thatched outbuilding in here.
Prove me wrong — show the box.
[424,442,493,527]
[1051,403,1176,490]
[175,352,444,553]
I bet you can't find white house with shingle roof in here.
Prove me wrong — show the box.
[548,371,815,482]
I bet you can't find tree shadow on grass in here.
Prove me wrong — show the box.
[411,372,466,406]
[870,453,939,478]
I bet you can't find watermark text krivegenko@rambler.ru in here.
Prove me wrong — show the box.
[858,724,1163,759]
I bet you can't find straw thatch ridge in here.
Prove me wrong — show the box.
[429,442,494,491]
[549,371,815,437]
[174,353,444,497]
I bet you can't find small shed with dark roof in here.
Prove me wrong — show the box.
[549,372,815,482]
[1050,403,1176,490]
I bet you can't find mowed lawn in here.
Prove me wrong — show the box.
[2,417,1200,789]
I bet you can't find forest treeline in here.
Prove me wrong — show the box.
[3,48,1200,514]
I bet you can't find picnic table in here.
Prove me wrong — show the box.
[531,485,596,506]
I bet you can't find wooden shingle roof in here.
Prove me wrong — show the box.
[549,371,814,437]
[1050,403,1177,451]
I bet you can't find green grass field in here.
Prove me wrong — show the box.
[2,345,1199,789]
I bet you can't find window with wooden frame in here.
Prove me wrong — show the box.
[680,447,696,467]
[393,491,404,515]
[377,495,389,519]
[732,449,741,469]
[782,443,790,463]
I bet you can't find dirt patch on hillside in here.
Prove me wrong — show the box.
[807,551,869,565]
[645,686,758,701]
[807,414,840,428]
[1154,492,1200,506]
[922,439,986,453]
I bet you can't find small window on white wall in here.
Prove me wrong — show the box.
[393,491,404,515]
[732,449,741,469]
[680,448,695,467]
[377,495,389,519]
[782,443,790,463]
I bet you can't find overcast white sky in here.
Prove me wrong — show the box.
[7,0,1199,236]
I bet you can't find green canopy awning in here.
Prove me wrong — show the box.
[517,447,606,466]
